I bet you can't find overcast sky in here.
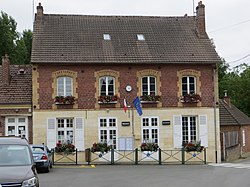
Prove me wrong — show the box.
[1,0,250,67]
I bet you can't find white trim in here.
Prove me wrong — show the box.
[141,116,159,144]
[98,117,118,149]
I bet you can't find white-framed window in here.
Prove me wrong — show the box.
[137,34,145,41]
[57,118,74,144]
[103,34,111,40]
[142,76,156,95]
[99,76,115,96]
[5,117,28,139]
[99,118,117,149]
[182,76,196,95]
[182,116,197,144]
[141,117,159,143]
[57,76,73,96]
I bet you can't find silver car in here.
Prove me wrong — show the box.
[0,136,39,187]
[30,144,52,173]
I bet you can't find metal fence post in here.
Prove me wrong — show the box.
[182,147,185,164]
[111,148,114,165]
[52,148,55,165]
[204,148,207,164]
[76,148,78,165]
[159,148,162,165]
[135,148,138,165]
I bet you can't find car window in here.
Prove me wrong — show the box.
[31,147,45,153]
[0,145,32,166]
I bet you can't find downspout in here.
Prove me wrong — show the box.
[213,67,218,163]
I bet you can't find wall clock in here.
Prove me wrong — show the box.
[126,85,132,92]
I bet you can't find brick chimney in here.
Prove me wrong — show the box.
[36,2,44,21]
[223,90,231,107]
[2,54,11,86]
[196,1,206,38]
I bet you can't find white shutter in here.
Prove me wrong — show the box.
[199,115,208,147]
[173,115,182,148]
[47,118,56,149]
[75,118,84,151]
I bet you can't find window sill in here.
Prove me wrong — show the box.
[55,102,75,105]
[141,101,159,104]
[98,101,117,104]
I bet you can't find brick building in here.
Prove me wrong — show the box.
[0,55,33,142]
[219,97,250,161]
[31,2,221,162]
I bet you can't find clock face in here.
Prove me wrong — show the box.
[126,85,132,92]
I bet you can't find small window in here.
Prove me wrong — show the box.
[103,34,111,40]
[137,34,145,41]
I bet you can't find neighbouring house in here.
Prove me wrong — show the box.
[219,96,250,161]
[0,55,33,142]
[31,2,221,162]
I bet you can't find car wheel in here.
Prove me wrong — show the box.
[45,164,50,173]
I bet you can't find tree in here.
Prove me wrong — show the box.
[217,58,230,98]
[0,11,18,61]
[0,12,32,64]
[13,30,32,64]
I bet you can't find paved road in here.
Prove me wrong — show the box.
[38,160,250,187]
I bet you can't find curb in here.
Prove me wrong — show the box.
[53,164,95,169]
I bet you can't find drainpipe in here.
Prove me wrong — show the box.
[213,67,218,163]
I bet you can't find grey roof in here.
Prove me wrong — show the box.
[219,99,250,126]
[0,65,32,104]
[31,14,220,64]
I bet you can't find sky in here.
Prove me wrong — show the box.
[1,0,250,68]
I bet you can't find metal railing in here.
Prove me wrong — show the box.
[52,148,78,165]
[85,148,206,165]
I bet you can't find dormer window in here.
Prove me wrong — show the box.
[103,34,111,40]
[18,68,26,75]
[137,34,145,41]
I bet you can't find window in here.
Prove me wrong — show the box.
[103,34,111,40]
[99,118,117,149]
[182,76,196,95]
[142,117,159,143]
[142,76,156,95]
[57,118,74,144]
[137,34,145,41]
[224,131,239,148]
[182,116,197,144]
[99,76,115,96]
[57,76,73,96]
[5,117,28,139]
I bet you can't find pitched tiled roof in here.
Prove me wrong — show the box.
[32,14,220,64]
[219,99,250,126]
[0,65,32,104]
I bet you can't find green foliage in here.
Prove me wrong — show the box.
[0,12,32,64]
[0,11,17,60]
[218,61,250,117]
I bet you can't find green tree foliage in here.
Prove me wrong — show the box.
[218,62,250,117]
[0,11,18,60]
[0,12,32,64]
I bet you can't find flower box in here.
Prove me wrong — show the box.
[91,142,111,154]
[54,95,76,105]
[140,95,160,102]
[98,95,119,103]
[140,142,159,152]
[55,141,76,154]
[180,93,201,103]
[183,141,204,152]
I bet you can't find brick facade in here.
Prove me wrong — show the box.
[35,64,215,110]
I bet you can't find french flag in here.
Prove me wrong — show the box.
[124,98,127,113]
